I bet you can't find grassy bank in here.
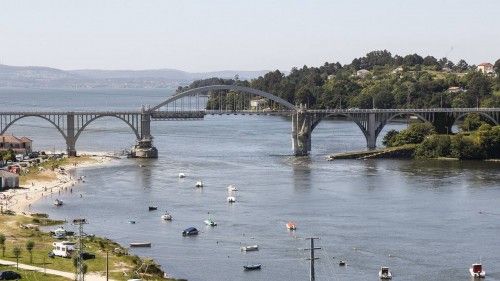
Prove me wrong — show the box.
[0,213,180,280]
[0,264,68,281]
[19,156,98,186]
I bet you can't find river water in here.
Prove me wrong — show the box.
[2,88,500,281]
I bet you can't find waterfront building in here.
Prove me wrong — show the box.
[250,98,268,110]
[0,170,19,190]
[477,62,494,74]
[0,134,32,155]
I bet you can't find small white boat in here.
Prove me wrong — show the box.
[195,181,204,188]
[178,173,186,178]
[378,266,392,279]
[53,199,63,206]
[469,263,485,278]
[161,213,173,221]
[241,245,259,252]
[227,184,238,192]
[227,196,236,203]
[204,218,217,227]
[338,260,346,266]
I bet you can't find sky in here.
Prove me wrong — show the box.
[0,0,498,72]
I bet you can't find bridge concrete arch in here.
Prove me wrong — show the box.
[74,115,141,141]
[451,112,500,128]
[150,85,297,111]
[0,114,68,141]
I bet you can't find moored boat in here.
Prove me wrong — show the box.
[178,173,186,178]
[148,206,158,211]
[469,263,485,278]
[227,184,238,192]
[286,221,297,230]
[227,196,236,203]
[53,199,63,206]
[129,242,151,247]
[378,266,392,279]
[241,245,259,252]
[195,181,204,187]
[161,212,173,221]
[338,260,346,266]
[182,227,199,236]
[243,264,262,271]
[204,218,217,227]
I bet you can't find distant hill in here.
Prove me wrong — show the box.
[0,64,269,88]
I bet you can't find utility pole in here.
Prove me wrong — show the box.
[305,237,321,281]
[73,218,88,281]
[106,251,109,281]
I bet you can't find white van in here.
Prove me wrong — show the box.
[52,241,76,258]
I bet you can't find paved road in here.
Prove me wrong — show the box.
[0,258,114,281]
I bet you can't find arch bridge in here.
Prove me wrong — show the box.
[1,85,499,157]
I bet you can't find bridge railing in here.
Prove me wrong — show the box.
[305,108,500,114]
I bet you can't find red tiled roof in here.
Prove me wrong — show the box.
[0,135,22,144]
[478,63,493,67]
[19,136,32,142]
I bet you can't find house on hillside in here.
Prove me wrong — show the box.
[447,86,465,93]
[0,135,32,155]
[477,63,494,74]
[0,170,19,190]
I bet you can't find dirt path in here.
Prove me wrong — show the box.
[0,258,114,281]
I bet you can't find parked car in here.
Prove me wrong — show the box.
[0,271,21,280]
[80,252,96,260]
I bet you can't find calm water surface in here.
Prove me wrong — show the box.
[2,88,500,281]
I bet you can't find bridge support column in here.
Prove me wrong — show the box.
[365,113,377,149]
[66,114,77,157]
[130,110,158,158]
[432,112,454,134]
[292,107,312,156]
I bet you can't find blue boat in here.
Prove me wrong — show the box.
[182,227,199,236]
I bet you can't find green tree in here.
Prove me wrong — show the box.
[26,240,35,264]
[459,113,485,132]
[392,122,436,146]
[414,135,451,158]
[494,59,500,74]
[0,234,5,257]
[13,246,21,269]
[382,130,399,147]
[450,134,485,159]
[465,71,492,107]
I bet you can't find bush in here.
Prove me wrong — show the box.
[415,135,451,158]
[391,122,436,146]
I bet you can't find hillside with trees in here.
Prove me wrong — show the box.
[179,50,500,109]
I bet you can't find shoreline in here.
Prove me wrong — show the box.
[2,154,116,214]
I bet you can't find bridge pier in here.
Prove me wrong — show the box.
[66,113,77,157]
[365,113,378,149]
[292,107,312,156]
[130,110,158,158]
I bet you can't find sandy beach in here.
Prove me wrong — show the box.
[0,153,117,215]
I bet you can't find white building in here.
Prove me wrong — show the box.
[250,98,268,110]
[0,170,19,190]
[477,63,494,74]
